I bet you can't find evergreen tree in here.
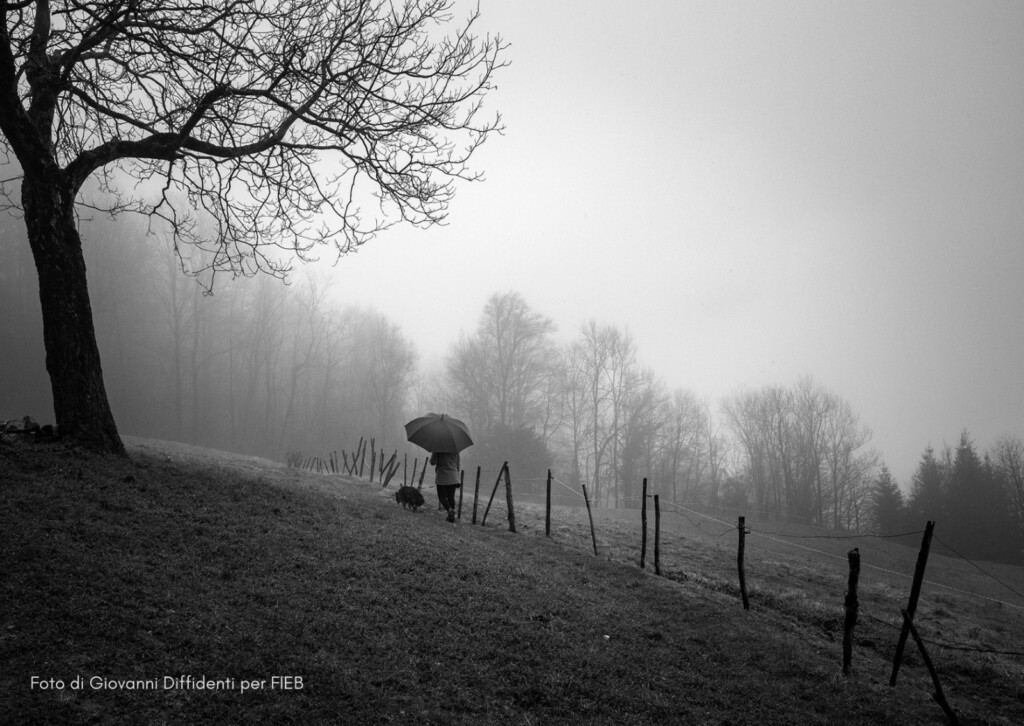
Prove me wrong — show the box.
[907,445,945,524]
[944,432,1017,563]
[871,465,905,535]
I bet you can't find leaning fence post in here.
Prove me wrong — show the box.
[545,469,552,537]
[472,466,481,525]
[503,464,516,533]
[902,609,960,725]
[640,477,648,569]
[843,547,860,676]
[481,462,507,526]
[581,483,599,556]
[654,494,661,576]
[737,516,750,610]
[890,521,935,686]
[381,452,399,488]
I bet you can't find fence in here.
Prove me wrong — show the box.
[287,441,1024,724]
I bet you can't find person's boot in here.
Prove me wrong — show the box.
[446,509,455,523]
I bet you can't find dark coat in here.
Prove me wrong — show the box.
[430,451,461,487]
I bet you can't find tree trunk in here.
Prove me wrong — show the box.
[22,174,125,455]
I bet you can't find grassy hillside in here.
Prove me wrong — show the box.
[2,437,1021,725]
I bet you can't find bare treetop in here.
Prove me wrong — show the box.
[1,0,505,279]
[0,0,505,453]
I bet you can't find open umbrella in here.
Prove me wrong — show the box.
[404,413,473,454]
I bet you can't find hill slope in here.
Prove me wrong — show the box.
[1,437,1016,724]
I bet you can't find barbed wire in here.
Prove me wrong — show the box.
[550,476,587,500]
[546,483,1024,613]
[657,500,737,537]
[745,527,1024,612]
[931,534,1024,604]
[333,450,1024,619]
[749,528,927,541]
[745,528,913,577]
[862,613,1024,657]
[540,473,1024,615]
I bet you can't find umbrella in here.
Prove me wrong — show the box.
[404,413,473,454]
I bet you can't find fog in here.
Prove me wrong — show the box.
[3,2,1024,554]
[321,0,1024,485]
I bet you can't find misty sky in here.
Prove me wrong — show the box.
[316,1,1024,484]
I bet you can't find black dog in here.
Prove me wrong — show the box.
[395,486,425,512]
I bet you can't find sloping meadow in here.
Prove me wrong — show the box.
[2,436,1017,724]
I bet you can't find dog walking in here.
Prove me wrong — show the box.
[404,413,473,523]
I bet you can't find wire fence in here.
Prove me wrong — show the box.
[288,443,1024,714]
[534,476,1024,662]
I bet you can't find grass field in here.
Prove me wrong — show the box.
[2,436,1022,724]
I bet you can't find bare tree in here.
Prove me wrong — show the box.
[658,388,711,503]
[567,321,639,506]
[354,310,418,448]
[558,339,593,491]
[723,379,875,527]
[617,367,667,503]
[0,0,504,453]
[993,435,1024,527]
[445,291,556,434]
[576,321,615,505]
[277,275,333,452]
[722,388,771,515]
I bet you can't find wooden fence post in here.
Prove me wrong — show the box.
[545,469,552,537]
[472,466,481,525]
[581,483,599,556]
[457,470,465,520]
[843,547,860,676]
[481,462,507,526]
[418,457,428,488]
[902,609,960,725]
[359,438,367,478]
[890,521,935,686]
[640,477,648,569]
[504,464,516,533]
[381,452,399,488]
[654,494,661,576]
[737,516,750,610]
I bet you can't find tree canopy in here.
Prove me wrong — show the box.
[0,0,504,451]
[2,0,504,274]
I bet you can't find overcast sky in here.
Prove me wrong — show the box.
[320,1,1024,485]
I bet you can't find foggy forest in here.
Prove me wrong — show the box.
[0,0,1021,570]
[3,206,1022,564]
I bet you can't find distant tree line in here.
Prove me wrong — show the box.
[437,292,723,508]
[3,226,1021,561]
[432,292,1023,564]
[2,212,417,457]
[872,433,1024,563]
[437,292,876,525]
[720,379,876,530]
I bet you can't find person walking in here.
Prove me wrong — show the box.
[430,451,461,522]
